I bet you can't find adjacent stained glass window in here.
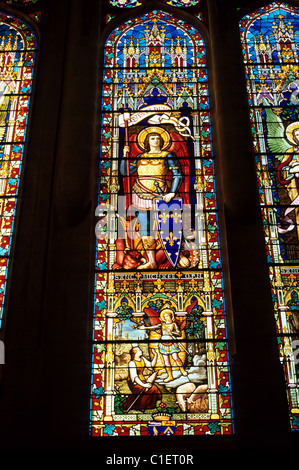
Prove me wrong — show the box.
[240,1,299,431]
[91,10,233,437]
[0,13,36,329]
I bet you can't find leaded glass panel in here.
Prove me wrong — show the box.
[90,10,233,437]
[240,1,299,431]
[0,13,36,329]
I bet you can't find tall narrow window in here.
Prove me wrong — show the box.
[240,2,299,431]
[0,13,37,329]
[91,10,233,437]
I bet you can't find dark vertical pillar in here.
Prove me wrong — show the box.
[35,0,101,447]
[207,0,291,450]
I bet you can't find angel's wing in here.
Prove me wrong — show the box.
[143,307,161,326]
[264,106,291,160]
[186,298,198,314]
[178,317,187,331]
[167,132,190,204]
[128,132,141,159]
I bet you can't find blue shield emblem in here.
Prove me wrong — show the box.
[148,421,162,436]
[154,198,183,268]
[162,421,176,435]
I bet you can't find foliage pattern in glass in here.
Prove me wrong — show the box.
[91,10,233,437]
[240,1,299,431]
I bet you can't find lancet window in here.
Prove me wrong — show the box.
[0,13,36,329]
[90,9,233,437]
[240,1,299,431]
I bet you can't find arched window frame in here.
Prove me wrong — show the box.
[90,3,234,438]
[0,6,39,335]
[240,0,299,432]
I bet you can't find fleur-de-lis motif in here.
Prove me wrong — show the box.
[159,211,169,224]
[166,231,177,247]
[171,210,182,224]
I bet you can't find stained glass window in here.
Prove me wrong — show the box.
[240,1,299,431]
[0,13,36,329]
[90,10,233,437]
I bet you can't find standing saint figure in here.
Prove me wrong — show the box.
[122,344,161,412]
[119,126,190,270]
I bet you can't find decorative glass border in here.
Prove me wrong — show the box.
[0,12,37,329]
[90,10,233,437]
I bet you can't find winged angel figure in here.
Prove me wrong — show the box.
[264,106,299,238]
[116,126,192,270]
[137,304,188,383]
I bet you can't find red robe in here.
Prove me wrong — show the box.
[122,358,161,411]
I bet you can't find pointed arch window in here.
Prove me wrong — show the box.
[0,12,37,329]
[240,2,299,431]
[90,9,233,437]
